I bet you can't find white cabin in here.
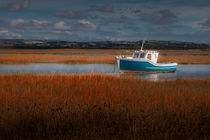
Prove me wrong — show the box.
[132,50,159,64]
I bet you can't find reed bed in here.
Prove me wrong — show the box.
[0,49,209,56]
[0,74,209,140]
[159,50,210,56]
[0,55,116,64]
[0,49,129,55]
[0,54,210,64]
[159,56,210,64]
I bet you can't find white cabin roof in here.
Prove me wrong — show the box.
[133,50,159,54]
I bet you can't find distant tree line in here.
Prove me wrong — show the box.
[0,39,209,50]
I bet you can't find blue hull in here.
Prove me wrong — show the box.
[119,59,177,72]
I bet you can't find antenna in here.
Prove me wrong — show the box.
[141,40,145,51]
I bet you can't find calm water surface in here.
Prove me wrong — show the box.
[0,64,210,81]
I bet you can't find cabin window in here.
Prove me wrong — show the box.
[140,53,145,58]
[133,53,139,58]
[147,54,151,60]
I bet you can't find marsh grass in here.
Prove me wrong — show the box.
[159,50,210,56]
[0,54,210,64]
[0,55,116,64]
[0,49,209,56]
[0,49,210,64]
[159,56,210,64]
[0,74,209,139]
[0,49,129,55]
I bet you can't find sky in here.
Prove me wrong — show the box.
[0,0,210,42]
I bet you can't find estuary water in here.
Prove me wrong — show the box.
[0,64,210,81]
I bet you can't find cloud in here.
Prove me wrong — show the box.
[98,5,114,12]
[54,21,72,30]
[104,15,128,23]
[91,5,114,13]
[55,10,87,19]
[10,19,25,26]
[140,9,177,25]
[132,9,141,14]
[7,0,30,11]
[0,30,9,34]
[10,19,51,30]
[0,19,6,27]
[0,30,22,38]
[0,18,97,32]
[51,30,73,36]
[89,13,130,26]
[175,6,210,18]
[201,19,210,30]
[53,20,97,32]
[77,20,97,30]
[95,27,129,38]
[179,18,209,32]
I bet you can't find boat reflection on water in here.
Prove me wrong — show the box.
[118,71,177,81]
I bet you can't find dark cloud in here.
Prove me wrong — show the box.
[122,21,141,31]
[201,19,210,29]
[107,15,128,23]
[0,19,6,27]
[140,9,177,25]
[100,15,128,24]
[91,5,114,13]
[132,9,141,14]
[148,26,174,34]
[10,19,51,30]
[99,5,114,12]
[95,29,125,40]
[7,0,30,11]
[55,10,87,19]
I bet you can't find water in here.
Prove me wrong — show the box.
[0,64,210,81]
[0,64,117,74]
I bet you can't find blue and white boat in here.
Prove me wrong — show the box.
[116,41,177,73]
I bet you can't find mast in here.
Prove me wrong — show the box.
[141,40,145,51]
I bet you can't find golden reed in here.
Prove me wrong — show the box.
[0,55,116,64]
[0,55,210,64]
[0,74,209,139]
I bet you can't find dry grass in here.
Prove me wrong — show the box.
[0,49,210,64]
[159,56,210,64]
[0,55,116,64]
[0,54,210,64]
[0,49,129,55]
[0,49,209,56]
[0,74,209,140]
[159,50,210,56]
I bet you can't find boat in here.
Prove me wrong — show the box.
[116,41,177,73]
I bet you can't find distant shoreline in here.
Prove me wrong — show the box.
[0,40,210,50]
